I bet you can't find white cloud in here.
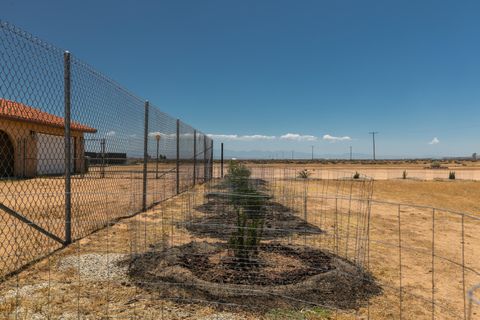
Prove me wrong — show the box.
[242,135,276,141]
[105,131,116,137]
[149,131,163,137]
[280,133,318,141]
[148,132,176,139]
[207,134,275,141]
[207,132,323,142]
[207,134,237,140]
[429,137,440,145]
[181,133,195,138]
[322,134,351,142]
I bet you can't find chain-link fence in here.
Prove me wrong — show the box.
[0,20,213,281]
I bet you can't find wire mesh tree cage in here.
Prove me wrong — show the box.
[126,165,379,317]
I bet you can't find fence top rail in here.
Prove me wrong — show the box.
[0,19,208,139]
[71,56,144,103]
[0,20,63,54]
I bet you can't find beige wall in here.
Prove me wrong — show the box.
[0,118,86,177]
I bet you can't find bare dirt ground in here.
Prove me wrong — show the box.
[0,162,479,319]
[233,162,480,213]
[238,161,480,181]
[373,180,480,213]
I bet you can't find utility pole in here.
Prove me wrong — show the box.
[311,145,314,160]
[369,132,379,161]
[291,150,294,160]
[350,146,352,161]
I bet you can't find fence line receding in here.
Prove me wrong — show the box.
[0,20,213,280]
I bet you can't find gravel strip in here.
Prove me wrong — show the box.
[57,253,128,282]
[0,282,49,303]
[199,313,245,320]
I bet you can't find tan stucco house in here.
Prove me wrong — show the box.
[0,98,97,178]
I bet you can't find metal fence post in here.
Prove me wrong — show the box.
[64,51,72,245]
[155,134,160,179]
[176,119,180,194]
[22,139,26,178]
[100,138,106,178]
[193,130,197,186]
[210,139,214,181]
[203,135,207,183]
[142,101,149,211]
[221,142,224,178]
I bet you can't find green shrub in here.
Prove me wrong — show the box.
[228,207,263,267]
[297,169,312,179]
[225,161,266,267]
[449,171,456,180]
[225,161,252,194]
[431,161,441,169]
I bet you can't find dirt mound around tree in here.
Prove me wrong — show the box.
[124,242,381,312]
[185,197,323,240]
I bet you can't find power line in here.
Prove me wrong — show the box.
[389,123,480,135]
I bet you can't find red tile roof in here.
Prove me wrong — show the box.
[0,99,97,133]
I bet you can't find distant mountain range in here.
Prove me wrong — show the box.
[215,149,370,160]
[213,149,470,160]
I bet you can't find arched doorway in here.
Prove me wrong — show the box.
[0,130,14,178]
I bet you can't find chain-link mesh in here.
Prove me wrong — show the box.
[0,21,66,279]
[146,104,178,205]
[178,120,197,193]
[0,20,213,280]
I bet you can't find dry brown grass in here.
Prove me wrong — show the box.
[241,162,480,213]
[235,162,480,181]
[373,179,480,214]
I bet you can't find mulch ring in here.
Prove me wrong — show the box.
[124,241,381,313]
[208,179,270,193]
[183,197,323,240]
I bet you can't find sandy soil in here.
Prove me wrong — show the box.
[373,180,480,214]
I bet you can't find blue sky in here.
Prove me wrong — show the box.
[4,0,480,158]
